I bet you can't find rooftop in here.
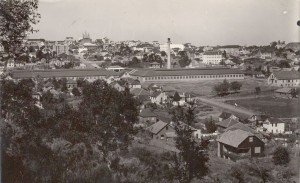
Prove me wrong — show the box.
[273,70,300,80]
[11,69,122,79]
[216,118,239,128]
[217,129,255,148]
[148,121,168,134]
[131,67,244,77]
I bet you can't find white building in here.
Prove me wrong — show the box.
[202,51,223,65]
[106,66,125,72]
[263,118,285,134]
[53,42,69,55]
[267,70,300,87]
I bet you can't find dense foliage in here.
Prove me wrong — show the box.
[0,0,40,59]
[1,79,139,182]
[272,146,290,165]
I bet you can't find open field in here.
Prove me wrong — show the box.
[145,78,274,97]
[226,96,300,118]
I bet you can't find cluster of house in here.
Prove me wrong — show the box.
[215,111,293,161]
[143,106,293,161]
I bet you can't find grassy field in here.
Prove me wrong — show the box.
[146,78,273,96]
[226,96,300,118]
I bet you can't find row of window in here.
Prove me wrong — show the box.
[144,74,244,81]
[55,76,106,80]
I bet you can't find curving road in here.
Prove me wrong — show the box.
[195,97,257,117]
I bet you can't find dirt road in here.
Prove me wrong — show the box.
[196,97,257,117]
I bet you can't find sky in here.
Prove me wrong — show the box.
[31,0,300,46]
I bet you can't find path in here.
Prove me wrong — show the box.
[214,94,270,102]
[196,97,257,117]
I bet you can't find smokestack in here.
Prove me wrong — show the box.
[167,38,171,69]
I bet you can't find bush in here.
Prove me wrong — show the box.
[272,146,290,165]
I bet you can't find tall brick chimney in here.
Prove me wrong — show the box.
[167,38,171,69]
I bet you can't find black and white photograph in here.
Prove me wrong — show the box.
[0,0,300,182]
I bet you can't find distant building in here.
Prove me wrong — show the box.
[65,37,75,45]
[274,87,293,98]
[139,109,157,124]
[53,42,69,55]
[262,118,285,134]
[148,121,201,145]
[106,66,125,72]
[26,39,45,49]
[11,69,122,82]
[286,42,300,52]
[149,62,161,68]
[268,70,300,87]
[79,32,92,45]
[130,67,244,83]
[160,43,184,53]
[216,118,240,133]
[202,51,223,65]
[218,45,240,56]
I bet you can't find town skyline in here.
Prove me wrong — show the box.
[31,0,299,46]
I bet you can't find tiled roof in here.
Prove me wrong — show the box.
[131,68,244,77]
[130,88,150,96]
[266,117,285,124]
[217,129,254,148]
[218,45,240,49]
[148,121,168,134]
[11,69,121,79]
[139,109,157,118]
[216,118,239,128]
[273,70,300,80]
[151,91,162,98]
[203,51,222,55]
[219,112,233,119]
[275,87,292,94]
[225,122,264,140]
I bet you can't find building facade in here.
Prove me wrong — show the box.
[53,43,69,55]
[130,67,245,83]
[268,70,300,87]
[202,51,223,65]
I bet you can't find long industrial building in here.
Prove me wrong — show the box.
[130,67,245,83]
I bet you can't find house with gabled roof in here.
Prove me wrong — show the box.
[150,91,167,104]
[66,79,77,89]
[268,70,300,87]
[216,118,240,132]
[225,122,267,141]
[274,87,293,98]
[262,117,285,134]
[139,109,157,124]
[148,120,201,146]
[218,111,238,122]
[110,81,125,92]
[217,129,265,161]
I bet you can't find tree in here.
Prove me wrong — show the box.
[255,86,261,96]
[229,166,244,183]
[272,146,290,165]
[0,0,40,60]
[213,79,230,96]
[173,91,181,106]
[278,60,290,68]
[171,105,209,183]
[291,88,299,98]
[161,51,167,57]
[230,81,242,92]
[71,87,81,96]
[205,117,217,133]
